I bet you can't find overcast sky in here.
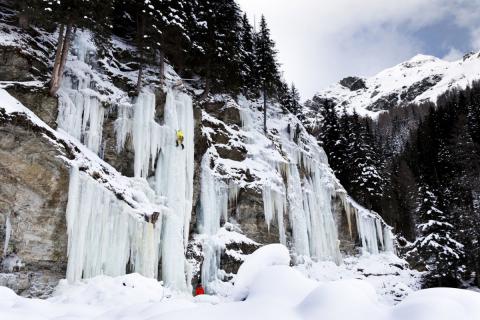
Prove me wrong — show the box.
[237,0,480,100]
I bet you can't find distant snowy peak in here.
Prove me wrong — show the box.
[307,51,480,120]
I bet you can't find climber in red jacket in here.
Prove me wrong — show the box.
[195,283,205,296]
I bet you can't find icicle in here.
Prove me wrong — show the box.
[262,186,274,230]
[376,219,385,250]
[3,213,11,257]
[262,185,287,245]
[114,103,133,153]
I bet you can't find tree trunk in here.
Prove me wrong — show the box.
[136,63,144,95]
[263,84,267,134]
[50,23,73,96]
[135,14,146,95]
[18,13,29,29]
[201,77,211,101]
[49,24,66,96]
[158,49,165,86]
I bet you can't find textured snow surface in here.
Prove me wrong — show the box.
[307,52,480,119]
[0,248,477,320]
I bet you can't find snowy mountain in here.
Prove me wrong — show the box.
[304,52,480,125]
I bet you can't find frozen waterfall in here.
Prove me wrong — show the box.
[63,83,195,291]
[115,88,194,290]
[65,166,164,283]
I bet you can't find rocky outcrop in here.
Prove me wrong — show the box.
[5,85,58,128]
[0,111,70,297]
[340,76,367,91]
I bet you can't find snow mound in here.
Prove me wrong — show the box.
[232,244,291,301]
[247,265,316,305]
[298,280,385,320]
[391,288,480,320]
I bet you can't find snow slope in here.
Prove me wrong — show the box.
[305,52,480,121]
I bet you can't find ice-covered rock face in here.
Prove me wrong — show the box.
[196,96,394,292]
[304,51,480,121]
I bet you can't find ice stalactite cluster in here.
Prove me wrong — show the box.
[238,103,342,264]
[341,195,395,255]
[57,32,105,155]
[115,88,194,291]
[262,185,287,245]
[65,166,164,283]
[198,153,241,292]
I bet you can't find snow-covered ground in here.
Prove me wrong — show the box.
[1,244,478,320]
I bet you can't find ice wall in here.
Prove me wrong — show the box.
[57,32,105,155]
[65,166,164,283]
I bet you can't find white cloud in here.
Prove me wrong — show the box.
[442,47,464,61]
[237,0,480,100]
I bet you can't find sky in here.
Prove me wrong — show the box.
[236,0,480,100]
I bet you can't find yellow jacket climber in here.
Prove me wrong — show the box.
[176,130,185,149]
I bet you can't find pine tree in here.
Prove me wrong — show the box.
[192,0,243,97]
[277,81,292,113]
[289,83,301,115]
[349,111,384,210]
[407,184,465,287]
[255,15,279,133]
[318,99,342,168]
[239,13,257,97]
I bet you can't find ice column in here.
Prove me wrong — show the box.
[154,89,194,291]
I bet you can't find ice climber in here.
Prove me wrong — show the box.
[195,283,205,296]
[176,130,185,149]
